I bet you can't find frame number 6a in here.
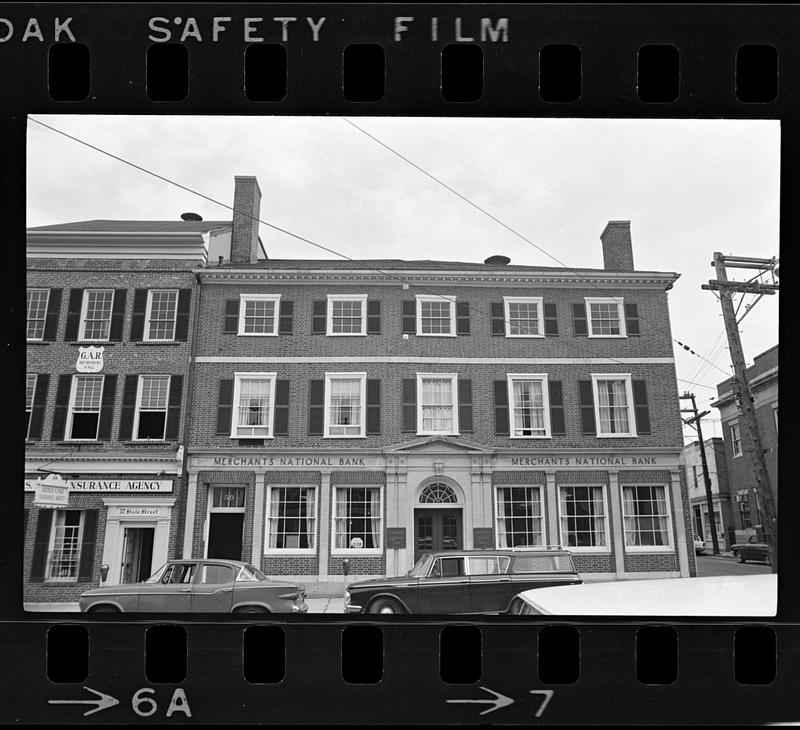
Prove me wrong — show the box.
[133,688,191,718]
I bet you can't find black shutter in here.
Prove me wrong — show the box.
[216,379,234,435]
[632,379,651,434]
[366,379,381,434]
[97,375,117,439]
[544,303,559,336]
[572,303,588,336]
[27,374,49,440]
[401,379,417,432]
[311,301,327,334]
[223,299,240,334]
[490,303,505,336]
[493,380,509,435]
[165,375,183,440]
[64,288,83,341]
[30,509,53,582]
[119,375,139,441]
[366,300,381,334]
[175,289,191,341]
[402,301,416,334]
[278,300,293,334]
[309,379,324,435]
[458,379,473,432]
[625,302,640,336]
[78,510,98,580]
[51,374,72,441]
[549,380,565,435]
[274,380,290,435]
[578,380,596,434]
[130,289,148,341]
[109,289,127,342]
[42,288,62,341]
[456,302,471,335]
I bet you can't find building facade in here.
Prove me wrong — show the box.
[680,437,732,550]
[23,217,230,609]
[712,345,778,542]
[183,177,695,591]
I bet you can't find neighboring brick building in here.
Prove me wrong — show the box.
[679,437,732,550]
[23,216,229,609]
[712,345,778,542]
[183,176,695,592]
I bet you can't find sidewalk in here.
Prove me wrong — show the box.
[305,596,346,614]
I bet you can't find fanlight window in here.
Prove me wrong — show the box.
[419,484,457,504]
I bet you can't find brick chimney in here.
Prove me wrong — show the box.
[600,220,634,271]
[230,176,262,264]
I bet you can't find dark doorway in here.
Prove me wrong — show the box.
[413,509,463,563]
[207,513,244,560]
[120,527,155,583]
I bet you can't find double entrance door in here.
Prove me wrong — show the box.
[120,527,155,584]
[414,509,463,563]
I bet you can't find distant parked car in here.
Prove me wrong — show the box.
[79,559,308,614]
[693,535,706,555]
[507,574,777,617]
[345,547,582,615]
[731,535,771,565]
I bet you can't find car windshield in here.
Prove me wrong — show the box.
[144,563,167,583]
[407,554,433,577]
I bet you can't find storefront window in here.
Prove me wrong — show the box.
[266,487,316,550]
[333,486,382,550]
[495,486,543,547]
[559,486,608,548]
[47,510,84,580]
[622,485,671,547]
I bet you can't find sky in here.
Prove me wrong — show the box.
[26,115,780,443]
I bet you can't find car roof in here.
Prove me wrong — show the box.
[517,574,777,617]
[169,559,250,567]
[427,549,571,558]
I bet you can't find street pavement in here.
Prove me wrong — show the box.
[695,553,772,577]
[306,596,346,614]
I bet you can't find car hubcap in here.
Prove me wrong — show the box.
[379,605,395,614]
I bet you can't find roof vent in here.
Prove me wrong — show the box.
[181,212,203,221]
[484,255,511,266]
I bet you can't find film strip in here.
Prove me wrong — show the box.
[1,3,796,725]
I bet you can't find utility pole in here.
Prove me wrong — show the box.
[680,392,720,555]
[702,253,778,573]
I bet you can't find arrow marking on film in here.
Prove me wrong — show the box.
[446,686,514,715]
[48,686,119,716]
[530,689,554,717]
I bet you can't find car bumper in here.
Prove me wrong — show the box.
[293,600,309,613]
[344,603,363,614]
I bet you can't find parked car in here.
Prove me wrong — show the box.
[507,573,777,617]
[693,535,706,555]
[345,547,582,615]
[79,559,308,614]
[731,535,772,565]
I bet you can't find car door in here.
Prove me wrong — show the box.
[417,556,470,613]
[137,562,197,612]
[467,556,513,613]
[191,563,237,613]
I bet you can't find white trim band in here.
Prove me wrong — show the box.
[196,356,675,365]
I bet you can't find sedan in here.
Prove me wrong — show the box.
[79,559,308,614]
[731,535,772,565]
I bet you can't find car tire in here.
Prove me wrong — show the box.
[88,605,121,613]
[735,551,745,564]
[368,598,405,615]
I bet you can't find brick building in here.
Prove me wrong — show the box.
[712,344,778,541]
[183,176,695,592]
[679,437,732,550]
[23,216,229,609]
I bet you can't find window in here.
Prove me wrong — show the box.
[467,556,510,575]
[325,373,366,437]
[26,289,50,341]
[79,289,114,341]
[26,374,36,438]
[238,294,280,336]
[511,555,574,573]
[559,486,608,549]
[66,375,104,440]
[416,295,456,336]
[495,486,544,547]
[134,375,170,440]
[232,373,276,439]
[46,510,84,580]
[737,493,752,528]
[504,296,544,337]
[160,563,197,584]
[327,295,367,335]
[417,373,459,435]
[773,406,778,435]
[266,486,317,552]
[211,486,246,509]
[332,486,382,552]
[144,290,178,341]
[585,297,626,337]
[591,375,637,437]
[419,483,458,504]
[200,564,235,584]
[730,423,742,457]
[507,375,550,437]
[622,485,672,548]
[431,556,465,578]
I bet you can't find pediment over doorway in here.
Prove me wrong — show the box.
[382,435,495,455]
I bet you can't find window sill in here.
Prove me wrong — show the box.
[136,340,182,346]
[587,334,627,339]
[236,332,279,337]
[324,434,366,439]
[510,434,552,439]
[505,334,545,339]
[331,549,383,556]
[417,431,460,437]
[26,339,48,345]
[561,547,612,554]
[623,546,674,553]
[596,433,638,439]
[263,549,317,556]
[415,333,457,338]
[44,578,79,584]
[232,435,274,440]
[69,341,115,346]
[326,332,367,337]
